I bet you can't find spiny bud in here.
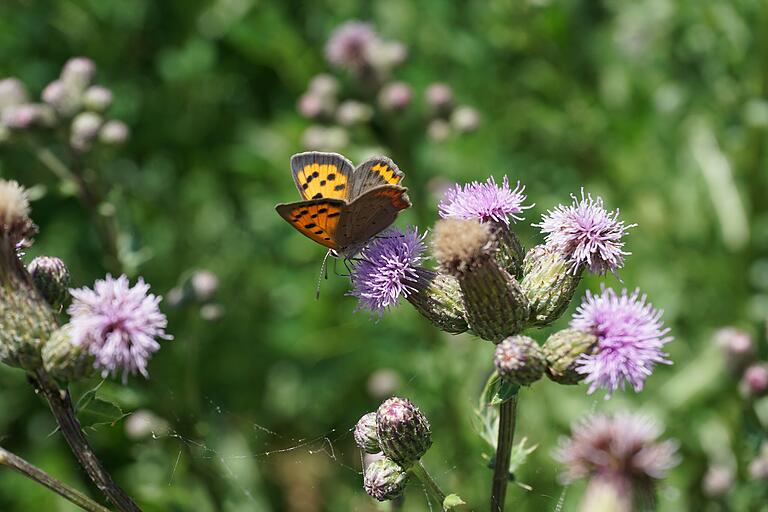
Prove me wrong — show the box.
[543,329,597,384]
[354,412,382,454]
[27,256,70,310]
[363,457,408,501]
[42,326,95,382]
[433,218,529,342]
[494,335,546,386]
[405,268,468,334]
[521,244,582,327]
[376,397,432,467]
[492,222,525,278]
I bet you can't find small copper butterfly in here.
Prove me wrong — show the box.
[276,152,411,257]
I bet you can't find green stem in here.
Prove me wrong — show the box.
[409,461,447,506]
[0,446,110,512]
[490,396,518,512]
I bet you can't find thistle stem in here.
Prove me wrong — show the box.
[490,396,518,512]
[409,461,447,506]
[0,446,110,512]
[34,369,142,512]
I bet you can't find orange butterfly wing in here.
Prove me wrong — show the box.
[275,199,345,250]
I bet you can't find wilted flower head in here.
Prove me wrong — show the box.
[439,176,531,227]
[349,227,426,315]
[67,275,171,381]
[555,411,679,484]
[325,21,378,70]
[536,189,635,275]
[571,287,672,396]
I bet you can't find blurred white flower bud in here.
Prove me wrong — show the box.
[425,83,454,112]
[451,105,480,133]
[200,303,224,321]
[702,465,734,497]
[61,57,96,91]
[0,78,28,111]
[427,119,451,141]
[714,327,755,372]
[190,270,219,302]
[125,409,170,440]
[2,104,55,130]
[378,82,412,112]
[297,93,329,119]
[308,74,340,99]
[336,100,373,126]
[366,40,408,75]
[98,120,129,145]
[42,80,81,117]
[83,85,113,112]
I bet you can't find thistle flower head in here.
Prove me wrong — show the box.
[432,218,494,276]
[439,176,531,227]
[555,412,679,484]
[536,189,635,275]
[67,275,171,381]
[349,226,426,316]
[0,180,35,248]
[324,21,378,70]
[571,287,672,396]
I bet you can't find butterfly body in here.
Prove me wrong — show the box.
[276,152,411,257]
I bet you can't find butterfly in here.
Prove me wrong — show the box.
[276,151,411,258]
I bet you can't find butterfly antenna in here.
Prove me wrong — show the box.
[315,250,332,300]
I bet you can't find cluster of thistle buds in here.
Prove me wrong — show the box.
[0,57,129,150]
[350,173,672,397]
[354,397,433,501]
[298,21,479,150]
[0,179,170,382]
[713,327,768,399]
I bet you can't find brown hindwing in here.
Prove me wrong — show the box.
[335,185,411,252]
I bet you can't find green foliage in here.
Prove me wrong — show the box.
[1,0,768,510]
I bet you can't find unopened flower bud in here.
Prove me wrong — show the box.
[71,111,102,140]
[354,412,381,454]
[749,443,768,480]
[42,326,95,381]
[61,57,96,91]
[42,80,81,117]
[433,218,529,342]
[125,409,170,440]
[98,120,129,145]
[425,83,453,113]
[365,41,407,74]
[702,465,734,497]
[363,457,408,501]
[308,74,339,98]
[543,329,597,384]
[27,256,70,310]
[336,100,373,126]
[0,78,28,110]
[405,268,468,334]
[451,105,480,133]
[2,104,55,130]
[740,364,768,398]
[714,327,754,371]
[427,119,451,141]
[521,244,582,327]
[297,93,327,119]
[199,303,224,321]
[378,82,412,112]
[83,85,113,112]
[189,270,219,302]
[376,397,432,466]
[494,335,546,385]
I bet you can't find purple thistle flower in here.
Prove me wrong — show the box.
[438,176,532,227]
[571,287,672,396]
[555,411,679,484]
[535,189,635,275]
[349,226,426,316]
[67,274,172,381]
[324,21,378,70]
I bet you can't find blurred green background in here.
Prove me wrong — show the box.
[1,0,768,510]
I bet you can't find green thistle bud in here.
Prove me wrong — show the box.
[520,244,582,327]
[492,222,525,278]
[542,329,597,384]
[363,457,408,501]
[27,256,70,310]
[376,397,432,467]
[42,326,95,382]
[354,412,382,454]
[0,181,55,370]
[406,268,468,334]
[432,219,529,342]
[494,335,546,386]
